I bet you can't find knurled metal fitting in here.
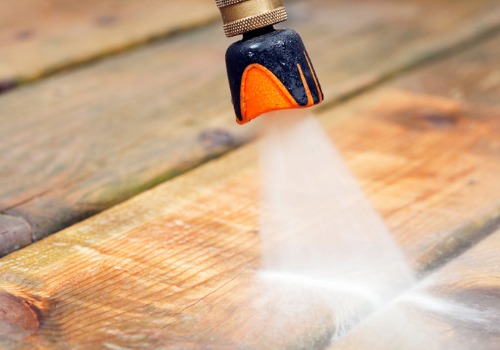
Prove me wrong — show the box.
[215,0,288,37]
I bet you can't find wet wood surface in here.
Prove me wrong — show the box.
[0,0,499,349]
[1,0,500,256]
[0,0,218,88]
[331,228,500,350]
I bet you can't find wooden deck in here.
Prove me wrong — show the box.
[0,0,499,348]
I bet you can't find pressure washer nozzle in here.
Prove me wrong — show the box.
[215,0,324,124]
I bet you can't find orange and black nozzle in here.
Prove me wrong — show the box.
[215,0,324,124]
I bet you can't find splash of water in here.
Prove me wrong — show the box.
[332,289,500,350]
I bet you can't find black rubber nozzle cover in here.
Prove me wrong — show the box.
[225,28,324,124]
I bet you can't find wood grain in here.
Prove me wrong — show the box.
[330,228,500,350]
[0,89,498,348]
[0,0,219,88]
[2,0,500,255]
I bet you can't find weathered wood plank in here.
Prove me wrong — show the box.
[0,0,219,89]
[1,0,500,255]
[331,228,500,350]
[0,87,498,348]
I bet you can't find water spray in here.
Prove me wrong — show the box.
[214,0,324,124]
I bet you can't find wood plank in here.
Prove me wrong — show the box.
[0,86,498,348]
[324,91,500,274]
[393,33,500,108]
[0,0,219,89]
[330,228,500,350]
[2,0,500,255]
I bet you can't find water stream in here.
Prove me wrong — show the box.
[256,109,499,348]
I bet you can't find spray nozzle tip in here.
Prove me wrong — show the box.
[226,29,324,124]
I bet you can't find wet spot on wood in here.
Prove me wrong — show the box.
[0,292,42,340]
[199,129,236,151]
[13,29,35,41]
[380,94,468,132]
[468,178,478,186]
[0,80,17,94]
[450,286,500,317]
[421,112,458,129]
[95,15,119,27]
[388,106,461,131]
[431,286,500,337]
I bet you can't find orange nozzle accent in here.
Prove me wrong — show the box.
[304,51,323,102]
[297,63,314,107]
[239,64,299,124]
